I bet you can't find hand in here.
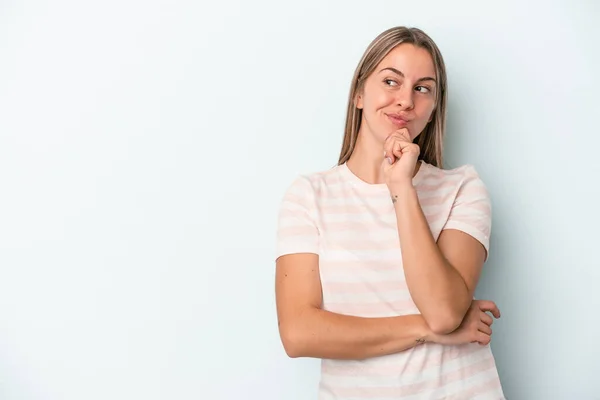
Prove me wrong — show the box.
[431,300,501,346]
[381,128,420,188]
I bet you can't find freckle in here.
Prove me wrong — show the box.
[285,274,288,277]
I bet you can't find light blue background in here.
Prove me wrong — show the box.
[0,1,598,399]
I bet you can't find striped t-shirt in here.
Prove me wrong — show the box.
[275,161,505,399]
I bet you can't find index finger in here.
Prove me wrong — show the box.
[477,300,501,319]
[386,128,411,142]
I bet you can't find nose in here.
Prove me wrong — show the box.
[396,86,414,110]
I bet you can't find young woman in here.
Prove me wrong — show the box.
[275,26,505,399]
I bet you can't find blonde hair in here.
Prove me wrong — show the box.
[337,26,448,168]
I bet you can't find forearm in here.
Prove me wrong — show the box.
[281,308,431,360]
[391,184,471,332]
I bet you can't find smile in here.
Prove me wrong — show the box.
[386,114,409,128]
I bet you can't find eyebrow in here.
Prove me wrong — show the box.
[380,67,436,84]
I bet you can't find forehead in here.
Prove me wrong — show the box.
[376,43,436,78]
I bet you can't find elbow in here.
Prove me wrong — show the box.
[426,312,464,335]
[278,307,320,358]
[279,325,306,358]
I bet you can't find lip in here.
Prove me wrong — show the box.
[386,113,410,127]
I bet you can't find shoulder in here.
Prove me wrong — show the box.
[277,165,344,224]
[418,162,490,203]
[420,161,482,182]
[420,162,487,189]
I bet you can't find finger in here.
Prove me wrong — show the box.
[384,131,415,162]
[476,332,491,346]
[383,150,394,164]
[393,140,403,158]
[480,312,493,326]
[477,300,501,319]
[389,130,411,144]
[489,305,501,319]
[383,150,394,165]
[386,138,407,162]
[399,130,411,142]
[478,322,492,335]
[390,136,412,156]
[384,137,397,163]
[390,128,411,142]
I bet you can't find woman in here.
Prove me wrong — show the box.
[275,26,505,399]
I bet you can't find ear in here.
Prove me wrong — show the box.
[354,93,364,109]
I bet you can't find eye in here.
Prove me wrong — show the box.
[384,79,398,87]
[415,86,431,93]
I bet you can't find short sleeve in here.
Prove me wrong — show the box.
[442,166,492,259]
[275,176,320,260]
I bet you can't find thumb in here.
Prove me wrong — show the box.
[381,155,393,175]
[382,151,394,166]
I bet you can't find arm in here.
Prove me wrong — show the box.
[390,183,487,334]
[275,252,433,360]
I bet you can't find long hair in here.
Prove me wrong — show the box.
[337,26,448,168]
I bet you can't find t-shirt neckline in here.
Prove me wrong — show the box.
[339,160,426,192]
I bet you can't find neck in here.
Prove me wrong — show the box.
[346,129,421,185]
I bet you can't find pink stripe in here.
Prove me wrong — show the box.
[446,375,502,399]
[321,210,448,231]
[462,201,491,213]
[417,183,459,193]
[423,208,451,223]
[277,226,316,236]
[418,196,453,207]
[282,193,311,204]
[311,182,463,202]
[455,186,489,199]
[327,356,497,397]
[277,209,308,219]
[320,260,401,271]
[319,221,383,231]
[324,280,408,293]
[325,239,401,251]
[319,204,365,214]
[322,343,485,377]
[324,299,417,316]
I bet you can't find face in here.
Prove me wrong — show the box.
[355,43,437,142]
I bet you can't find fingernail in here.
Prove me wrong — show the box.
[387,157,393,164]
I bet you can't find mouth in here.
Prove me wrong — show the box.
[386,113,410,128]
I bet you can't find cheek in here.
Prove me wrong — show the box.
[418,101,436,121]
[376,91,396,109]
[364,88,395,111]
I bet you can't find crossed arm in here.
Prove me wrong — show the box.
[275,229,487,360]
[390,184,487,334]
[275,179,491,359]
[276,253,431,360]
